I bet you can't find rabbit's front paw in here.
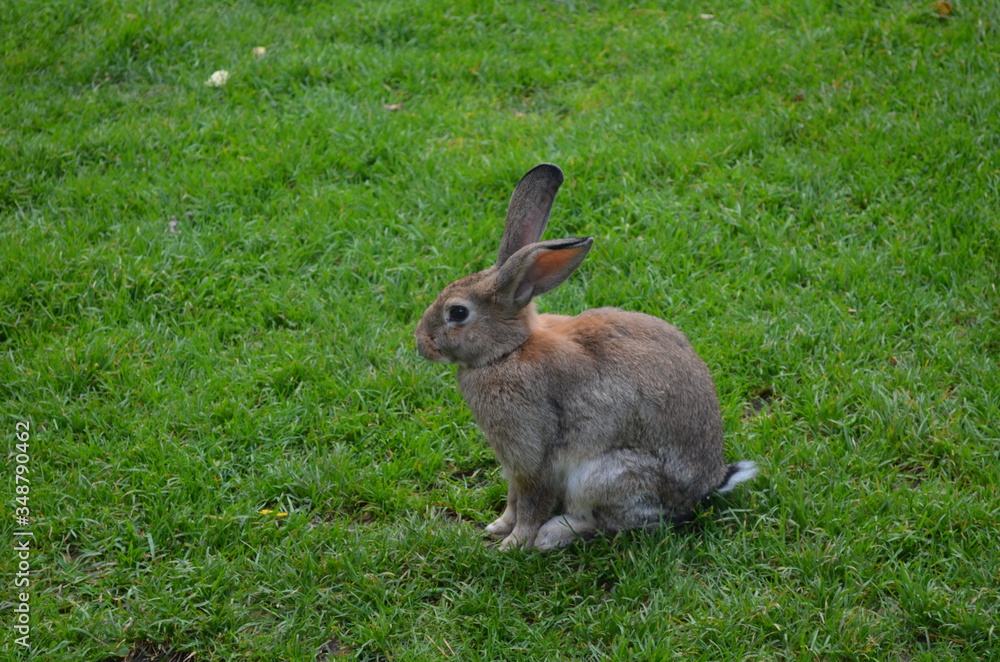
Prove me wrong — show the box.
[485,515,515,539]
[498,525,540,551]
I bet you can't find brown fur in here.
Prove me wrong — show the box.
[415,164,757,550]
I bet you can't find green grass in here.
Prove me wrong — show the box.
[2,0,999,659]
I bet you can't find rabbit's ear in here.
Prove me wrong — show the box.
[497,164,565,266]
[496,237,593,310]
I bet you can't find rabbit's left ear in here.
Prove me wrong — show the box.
[496,164,565,266]
[496,237,593,310]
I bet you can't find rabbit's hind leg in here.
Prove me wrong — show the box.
[535,450,666,550]
[535,513,596,550]
[577,450,673,533]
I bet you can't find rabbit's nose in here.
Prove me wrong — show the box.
[415,330,444,363]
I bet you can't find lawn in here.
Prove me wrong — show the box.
[2,0,998,660]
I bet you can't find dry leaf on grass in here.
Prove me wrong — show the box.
[933,1,954,16]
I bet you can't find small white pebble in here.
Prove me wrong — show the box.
[205,70,229,87]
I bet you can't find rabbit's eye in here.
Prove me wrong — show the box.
[447,305,470,323]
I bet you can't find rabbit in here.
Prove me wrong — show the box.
[415,163,758,551]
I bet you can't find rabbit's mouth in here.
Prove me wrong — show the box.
[415,331,450,364]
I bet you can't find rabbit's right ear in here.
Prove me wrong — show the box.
[496,237,593,310]
[496,164,565,266]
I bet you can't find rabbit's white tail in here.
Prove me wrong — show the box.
[717,461,759,493]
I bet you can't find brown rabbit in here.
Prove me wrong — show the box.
[415,164,757,550]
